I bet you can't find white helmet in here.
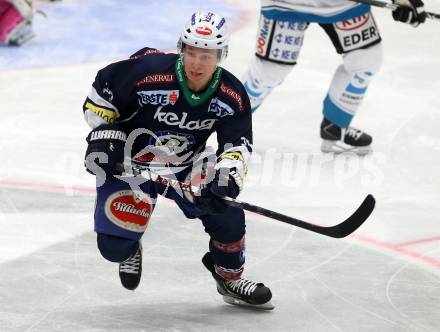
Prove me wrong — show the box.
[178,12,229,61]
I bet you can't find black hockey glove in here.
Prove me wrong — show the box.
[392,0,426,27]
[84,124,127,180]
[194,167,241,215]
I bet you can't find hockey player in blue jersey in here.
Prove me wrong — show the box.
[243,0,426,155]
[83,12,273,310]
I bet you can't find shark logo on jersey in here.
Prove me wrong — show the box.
[208,98,235,118]
[137,90,179,106]
[154,107,217,130]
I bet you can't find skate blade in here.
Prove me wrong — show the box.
[222,295,275,310]
[321,140,372,156]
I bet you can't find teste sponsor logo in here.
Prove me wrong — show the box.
[137,90,179,106]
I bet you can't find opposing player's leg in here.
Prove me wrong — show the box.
[242,13,308,112]
[94,177,156,290]
[320,12,383,154]
[0,0,34,45]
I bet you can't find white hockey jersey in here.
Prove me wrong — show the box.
[261,0,370,22]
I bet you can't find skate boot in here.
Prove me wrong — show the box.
[320,117,372,155]
[202,252,274,310]
[119,242,142,290]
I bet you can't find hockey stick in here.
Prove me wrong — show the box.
[122,167,376,238]
[352,0,440,20]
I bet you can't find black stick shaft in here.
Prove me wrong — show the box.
[129,169,375,238]
[222,195,376,238]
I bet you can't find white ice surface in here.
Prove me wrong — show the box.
[0,1,439,331]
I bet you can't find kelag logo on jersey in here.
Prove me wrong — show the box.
[154,107,216,130]
[137,90,179,106]
[208,98,235,118]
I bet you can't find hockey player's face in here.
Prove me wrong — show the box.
[183,45,218,92]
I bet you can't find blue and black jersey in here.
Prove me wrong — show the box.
[83,47,252,174]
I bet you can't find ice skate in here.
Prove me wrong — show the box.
[320,118,372,155]
[202,252,274,310]
[119,242,142,290]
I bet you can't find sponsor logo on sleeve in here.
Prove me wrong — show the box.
[137,90,179,106]
[208,98,235,117]
[85,101,117,123]
[104,190,153,233]
[220,83,244,112]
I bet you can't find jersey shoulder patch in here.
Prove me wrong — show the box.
[218,68,250,113]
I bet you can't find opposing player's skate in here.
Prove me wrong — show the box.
[202,252,274,310]
[119,242,142,290]
[320,118,372,155]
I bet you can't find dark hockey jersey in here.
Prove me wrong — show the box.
[83,47,252,174]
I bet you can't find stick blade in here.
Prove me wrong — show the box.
[329,194,376,238]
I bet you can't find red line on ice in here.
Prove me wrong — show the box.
[352,234,440,270]
[394,236,440,248]
[1,179,439,270]
[0,179,95,194]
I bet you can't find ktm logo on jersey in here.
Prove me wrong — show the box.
[195,26,212,36]
[335,14,370,31]
[154,107,216,130]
